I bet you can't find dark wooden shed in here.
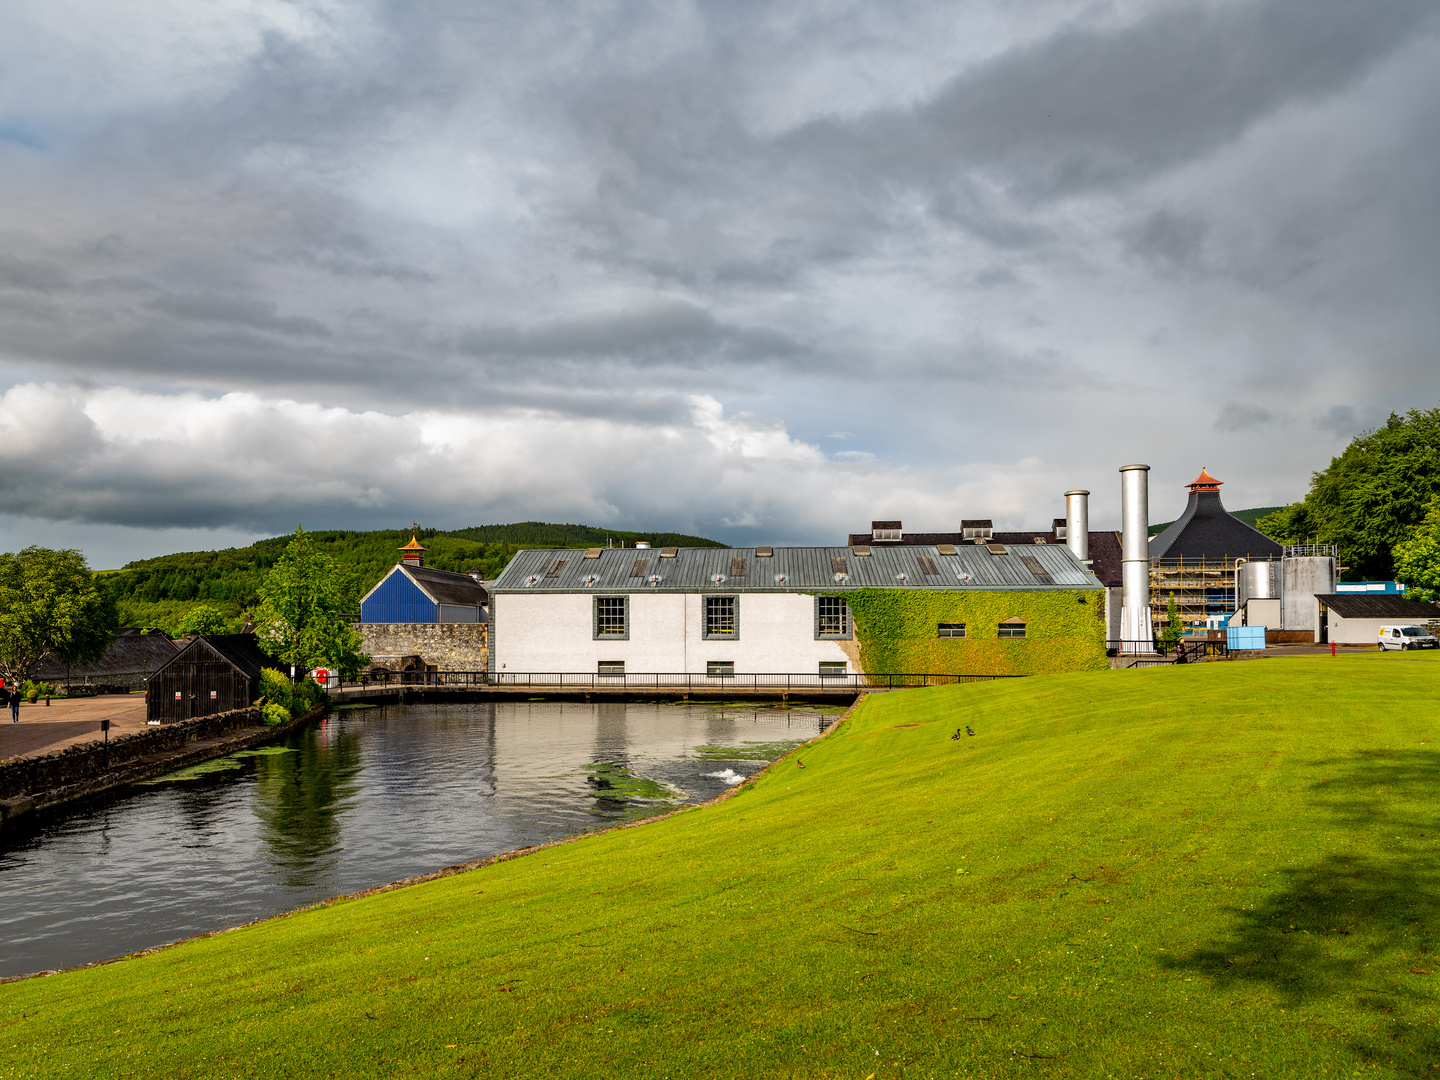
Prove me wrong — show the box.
[146,634,287,724]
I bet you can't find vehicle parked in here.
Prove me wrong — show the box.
[1377,624,1439,650]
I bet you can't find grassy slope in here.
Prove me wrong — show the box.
[5,655,1440,1078]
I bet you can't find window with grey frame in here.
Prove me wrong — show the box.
[815,596,851,639]
[594,596,629,639]
[704,595,738,638]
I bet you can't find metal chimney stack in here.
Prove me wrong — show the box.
[1119,464,1152,649]
[1064,490,1089,562]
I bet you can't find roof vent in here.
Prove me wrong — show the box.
[895,572,908,584]
[648,574,663,586]
[583,548,603,559]
[851,545,871,557]
[583,574,598,586]
[635,541,652,549]
[956,571,971,583]
[871,520,902,542]
[756,546,773,557]
[962,520,993,540]
[711,573,727,585]
[659,547,678,558]
[774,573,788,584]
[937,544,958,556]
[986,543,1008,555]
[833,572,849,584]
[524,575,540,587]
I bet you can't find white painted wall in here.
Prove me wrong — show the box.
[493,591,854,674]
[1327,610,1396,645]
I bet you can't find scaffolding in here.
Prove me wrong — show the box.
[1149,556,1240,629]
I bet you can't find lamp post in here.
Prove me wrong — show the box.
[101,718,111,770]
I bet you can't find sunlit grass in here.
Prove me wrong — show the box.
[3,652,1439,1077]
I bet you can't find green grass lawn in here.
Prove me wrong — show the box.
[5,654,1440,1078]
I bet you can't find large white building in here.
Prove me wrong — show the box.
[489,543,1105,677]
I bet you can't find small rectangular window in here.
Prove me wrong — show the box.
[819,661,847,678]
[729,557,747,577]
[998,621,1027,639]
[597,661,625,676]
[705,596,737,638]
[583,548,603,559]
[816,596,851,638]
[595,596,628,638]
[629,558,649,578]
[917,555,939,576]
[545,558,567,578]
[938,623,966,638]
[936,543,958,556]
[707,661,735,678]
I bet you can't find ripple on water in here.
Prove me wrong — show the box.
[0,699,835,976]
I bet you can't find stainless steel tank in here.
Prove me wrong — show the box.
[1236,560,1282,604]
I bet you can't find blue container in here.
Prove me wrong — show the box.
[1227,625,1266,650]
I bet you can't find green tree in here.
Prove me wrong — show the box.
[1258,406,1440,580]
[0,547,119,685]
[175,604,231,636]
[254,527,369,677]
[1159,593,1184,652]
[1393,494,1440,602]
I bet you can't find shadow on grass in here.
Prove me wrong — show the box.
[1165,749,1440,1068]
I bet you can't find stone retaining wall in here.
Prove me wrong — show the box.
[0,706,263,800]
[359,622,488,671]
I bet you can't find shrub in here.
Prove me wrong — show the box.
[292,677,325,715]
[257,667,294,715]
[21,679,54,700]
[261,702,291,727]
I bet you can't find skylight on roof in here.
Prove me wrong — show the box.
[937,544,957,556]
[852,546,871,557]
[660,547,678,558]
[986,544,1008,555]
[755,546,773,557]
[583,548,603,559]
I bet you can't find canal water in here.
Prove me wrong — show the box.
[0,700,837,978]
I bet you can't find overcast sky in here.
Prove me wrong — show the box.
[2,0,1437,568]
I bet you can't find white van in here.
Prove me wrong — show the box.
[1377,625,1439,651]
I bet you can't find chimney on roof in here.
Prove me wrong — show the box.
[1064,490,1090,562]
[635,541,652,549]
[399,533,427,568]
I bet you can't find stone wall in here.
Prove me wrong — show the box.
[359,622,488,671]
[0,706,263,800]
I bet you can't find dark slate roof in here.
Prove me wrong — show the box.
[1316,594,1440,620]
[1148,491,1282,561]
[34,633,180,678]
[152,634,288,681]
[493,545,1104,593]
[843,529,1122,587]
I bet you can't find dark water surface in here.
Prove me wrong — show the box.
[0,700,835,977]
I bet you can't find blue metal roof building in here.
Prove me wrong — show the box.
[360,550,490,624]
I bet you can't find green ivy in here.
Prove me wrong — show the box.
[832,588,1108,676]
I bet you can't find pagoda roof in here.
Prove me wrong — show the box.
[1186,467,1223,492]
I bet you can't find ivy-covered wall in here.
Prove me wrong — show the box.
[835,588,1109,676]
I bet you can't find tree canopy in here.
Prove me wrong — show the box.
[0,547,119,685]
[1258,406,1440,580]
[253,527,369,677]
[1393,495,1440,602]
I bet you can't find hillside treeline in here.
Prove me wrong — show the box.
[100,523,722,632]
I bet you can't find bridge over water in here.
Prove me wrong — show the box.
[331,671,1013,706]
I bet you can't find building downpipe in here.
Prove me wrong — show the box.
[1119,465,1152,651]
[1064,490,1089,562]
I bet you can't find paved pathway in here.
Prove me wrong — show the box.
[0,695,149,761]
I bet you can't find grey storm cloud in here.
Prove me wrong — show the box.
[0,0,1438,558]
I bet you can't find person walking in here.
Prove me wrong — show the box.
[9,687,20,722]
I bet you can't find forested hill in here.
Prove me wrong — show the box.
[99,522,723,632]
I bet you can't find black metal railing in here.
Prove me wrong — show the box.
[334,671,1022,692]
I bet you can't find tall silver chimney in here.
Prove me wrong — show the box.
[1064,489,1089,562]
[1119,464,1151,648]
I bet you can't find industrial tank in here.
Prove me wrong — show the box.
[1236,560,1282,604]
[1281,556,1336,632]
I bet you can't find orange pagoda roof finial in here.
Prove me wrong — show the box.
[1186,467,1222,493]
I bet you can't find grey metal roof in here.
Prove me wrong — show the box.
[492,545,1104,593]
[402,565,490,606]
